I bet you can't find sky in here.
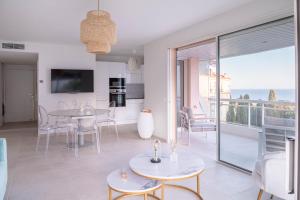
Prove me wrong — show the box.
[220,46,295,89]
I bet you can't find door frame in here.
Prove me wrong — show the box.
[217,16,296,174]
[294,0,300,198]
[168,38,217,143]
[168,16,299,192]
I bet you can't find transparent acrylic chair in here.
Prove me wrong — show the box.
[72,105,100,157]
[55,101,72,127]
[96,101,119,141]
[36,105,71,152]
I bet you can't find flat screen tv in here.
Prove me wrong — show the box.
[51,69,94,93]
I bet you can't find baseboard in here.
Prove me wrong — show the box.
[116,120,137,125]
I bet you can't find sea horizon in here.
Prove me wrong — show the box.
[230,89,295,102]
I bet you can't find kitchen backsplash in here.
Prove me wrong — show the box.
[126,83,144,99]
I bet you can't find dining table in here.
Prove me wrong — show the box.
[48,108,110,146]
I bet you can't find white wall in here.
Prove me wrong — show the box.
[144,0,294,140]
[36,44,96,111]
[0,42,96,112]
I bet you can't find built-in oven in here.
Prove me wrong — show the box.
[109,78,126,107]
[109,93,126,107]
[109,78,125,88]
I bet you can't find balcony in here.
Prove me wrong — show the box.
[193,98,296,171]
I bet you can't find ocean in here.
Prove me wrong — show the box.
[231,89,295,102]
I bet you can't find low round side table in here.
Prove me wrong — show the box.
[107,168,161,200]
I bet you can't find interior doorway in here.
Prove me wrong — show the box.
[0,51,38,129]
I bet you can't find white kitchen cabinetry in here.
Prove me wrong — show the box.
[108,62,126,77]
[95,62,144,125]
[126,65,144,83]
[115,99,144,124]
[95,62,126,101]
[96,99,144,124]
[95,62,109,102]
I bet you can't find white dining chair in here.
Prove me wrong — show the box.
[71,99,81,109]
[72,105,100,157]
[57,101,69,110]
[36,105,71,152]
[96,101,119,141]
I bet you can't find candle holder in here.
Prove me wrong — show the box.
[150,139,161,163]
[120,168,128,182]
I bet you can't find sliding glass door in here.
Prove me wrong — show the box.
[218,17,296,171]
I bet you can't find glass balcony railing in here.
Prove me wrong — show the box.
[209,98,295,128]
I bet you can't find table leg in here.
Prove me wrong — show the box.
[161,181,164,200]
[197,174,200,194]
[108,187,112,200]
[144,193,148,200]
[78,119,85,146]
[79,135,84,146]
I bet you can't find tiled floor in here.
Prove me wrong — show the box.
[1,123,278,200]
[220,133,258,171]
[178,128,258,171]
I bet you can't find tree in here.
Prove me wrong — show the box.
[268,89,277,101]
[226,102,236,123]
[251,102,262,127]
[236,94,250,125]
[266,89,278,117]
[244,94,250,100]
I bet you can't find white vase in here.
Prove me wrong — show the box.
[137,112,154,139]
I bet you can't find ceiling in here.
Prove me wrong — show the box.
[0,51,38,65]
[177,17,294,61]
[220,17,294,58]
[0,0,255,55]
[177,41,216,61]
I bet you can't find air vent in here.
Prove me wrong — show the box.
[2,43,25,50]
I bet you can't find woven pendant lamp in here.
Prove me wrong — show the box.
[80,0,117,54]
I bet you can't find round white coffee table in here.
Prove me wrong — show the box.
[107,168,161,200]
[129,151,205,200]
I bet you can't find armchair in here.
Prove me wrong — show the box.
[254,116,295,200]
[179,107,216,145]
[253,152,285,200]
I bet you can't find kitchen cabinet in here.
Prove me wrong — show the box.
[95,62,126,101]
[96,99,144,124]
[95,62,144,125]
[126,65,144,83]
